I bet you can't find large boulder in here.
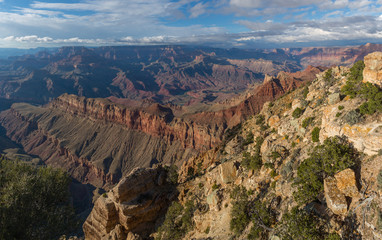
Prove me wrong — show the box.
[363,51,382,87]
[324,177,348,216]
[83,166,175,240]
[219,161,238,184]
[334,168,359,198]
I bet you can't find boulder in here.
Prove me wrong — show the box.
[219,161,238,184]
[363,51,382,87]
[328,93,341,105]
[334,168,359,198]
[83,166,175,240]
[324,177,347,216]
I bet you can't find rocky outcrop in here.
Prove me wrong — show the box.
[363,51,382,87]
[83,166,175,240]
[321,100,382,155]
[324,169,359,216]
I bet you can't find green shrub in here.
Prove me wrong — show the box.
[156,200,195,240]
[243,131,254,146]
[256,115,265,125]
[311,127,320,142]
[165,165,178,185]
[242,137,264,171]
[294,136,359,204]
[270,169,277,178]
[341,60,365,98]
[323,68,334,83]
[291,142,296,148]
[230,186,275,239]
[358,83,382,115]
[302,86,309,99]
[277,207,326,240]
[292,107,304,119]
[0,158,77,240]
[230,187,250,234]
[335,112,342,118]
[264,162,274,169]
[343,109,363,125]
[269,151,281,161]
[102,193,108,198]
[341,60,382,115]
[204,226,210,234]
[212,183,220,191]
[198,182,204,189]
[302,117,314,128]
[338,105,344,110]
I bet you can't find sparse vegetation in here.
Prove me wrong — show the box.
[230,186,275,239]
[302,117,314,129]
[277,207,327,240]
[294,136,359,204]
[341,60,382,115]
[165,164,178,185]
[311,127,320,142]
[242,136,264,171]
[323,68,334,84]
[341,60,365,98]
[343,109,363,125]
[0,158,77,240]
[256,114,265,125]
[292,107,304,119]
[338,105,344,110]
[302,86,309,99]
[156,200,195,240]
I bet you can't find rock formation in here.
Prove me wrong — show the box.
[83,166,176,239]
[363,51,382,87]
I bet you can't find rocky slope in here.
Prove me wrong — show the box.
[84,51,382,239]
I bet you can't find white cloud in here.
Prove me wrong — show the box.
[190,2,208,18]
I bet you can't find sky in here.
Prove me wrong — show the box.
[0,0,382,48]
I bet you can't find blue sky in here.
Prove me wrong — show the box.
[0,0,382,48]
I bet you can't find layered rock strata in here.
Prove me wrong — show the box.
[83,166,175,239]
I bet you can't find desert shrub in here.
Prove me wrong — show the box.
[277,207,326,240]
[230,187,250,234]
[336,112,342,117]
[341,60,382,115]
[302,86,309,99]
[264,162,274,169]
[256,114,265,125]
[302,117,314,128]
[165,165,178,185]
[0,158,77,240]
[291,141,296,148]
[242,137,264,171]
[269,151,282,161]
[243,131,254,146]
[212,182,220,191]
[281,161,294,179]
[343,109,363,125]
[358,82,382,115]
[270,169,278,178]
[338,105,344,110]
[156,200,195,240]
[204,226,210,234]
[230,186,275,239]
[341,60,365,98]
[311,127,320,142]
[294,136,358,204]
[247,200,276,240]
[292,107,304,119]
[323,68,334,84]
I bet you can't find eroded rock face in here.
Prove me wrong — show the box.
[83,166,175,240]
[363,51,382,87]
[324,177,348,216]
[321,102,382,155]
[334,168,359,198]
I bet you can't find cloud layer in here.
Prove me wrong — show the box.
[0,0,381,48]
